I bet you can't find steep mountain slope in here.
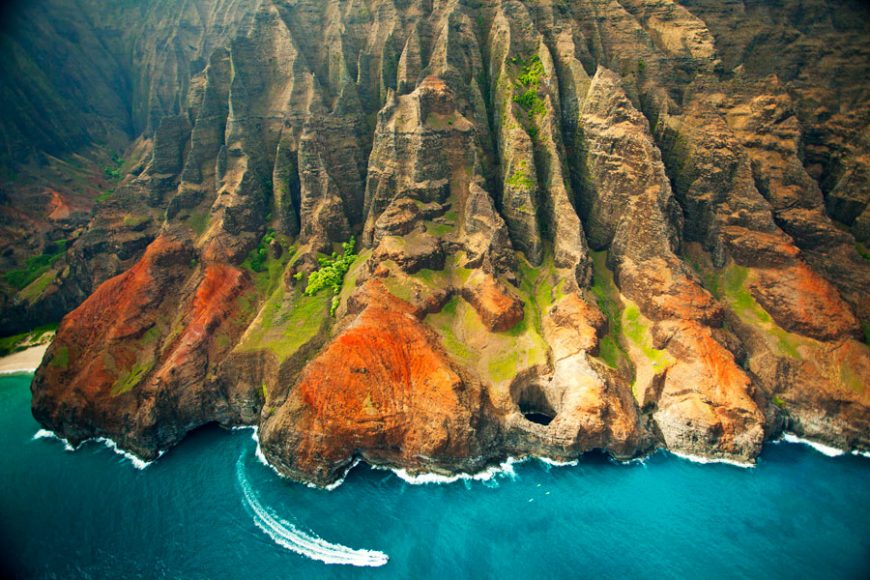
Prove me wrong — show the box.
[1,0,867,486]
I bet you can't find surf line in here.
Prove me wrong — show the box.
[235,452,389,567]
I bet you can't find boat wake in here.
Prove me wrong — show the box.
[235,453,389,567]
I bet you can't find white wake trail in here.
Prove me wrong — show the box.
[235,454,389,567]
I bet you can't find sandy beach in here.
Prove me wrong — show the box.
[0,344,49,375]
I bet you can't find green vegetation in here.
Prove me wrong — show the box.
[188,210,210,236]
[112,359,154,396]
[103,153,124,181]
[0,323,57,357]
[622,300,674,374]
[428,296,477,363]
[237,284,331,361]
[4,241,68,290]
[512,54,547,117]
[857,243,870,261]
[19,270,56,303]
[720,265,802,359]
[515,251,561,337]
[50,345,69,370]
[506,165,536,191]
[589,251,630,369]
[772,395,786,409]
[245,229,277,274]
[122,214,151,228]
[241,231,294,296]
[304,237,357,316]
[862,321,870,346]
[684,248,721,298]
[95,189,115,203]
[432,251,551,385]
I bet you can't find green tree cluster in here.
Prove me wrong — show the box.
[304,237,357,316]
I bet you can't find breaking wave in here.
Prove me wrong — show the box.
[669,450,755,469]
[777,433,846,458]
[235,453,389,567]
[33,429,159,469]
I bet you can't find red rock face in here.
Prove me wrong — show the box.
[31,235,255,458]
[751,264,860,341]
[154,264,249,384]
[259,281,491,486]
[461,273,524,332]
[39,235,190,397]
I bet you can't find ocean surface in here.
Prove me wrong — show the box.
[1,373,868,579]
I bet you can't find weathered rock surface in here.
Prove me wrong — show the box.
[0,0,863,486]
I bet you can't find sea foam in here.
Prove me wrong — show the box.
[235,454,389,567]
[33,428,159,469]
[778,433,846,457]
[382,456,524,485]
[33,429,74,451]
[669,450,755,469]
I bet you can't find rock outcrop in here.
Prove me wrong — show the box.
[0,0,862,486]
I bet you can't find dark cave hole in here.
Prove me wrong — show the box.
[516,382,557,426]
[522,411,554,426]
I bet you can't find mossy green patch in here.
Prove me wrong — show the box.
[427,295,478,363]
[18,270,56,303]
[50,345,69,370]
[122,214,151,228]
[424,251,549,385]
[112,359,154,396]
[589,251,630,369]
[336,249,371,312]
[622,300,674,373]
[95,189,114,203]
[4,241,68,290]
[506,166,536,191]
[840,362,865,394]
[242,232,295,297]
[719,264,803,359]
[237,284,331,363]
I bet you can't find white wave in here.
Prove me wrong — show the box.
[32,428,159,469]
[32,428,74,451]
[92,437,162,470]
[384,456,525,485]
[851,449,870,459]
[669,450,755,469]
[235,455,388,567]
[537,457,579,467]
[0,368,38,376]
[778,433,845,457]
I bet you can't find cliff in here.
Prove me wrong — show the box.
[0,0,866,486]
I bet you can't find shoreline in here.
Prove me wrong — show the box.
[29,420,870,487]
[14,373,868,484]
[0,344,48,375]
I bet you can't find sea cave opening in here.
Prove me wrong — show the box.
[516,383,556,426]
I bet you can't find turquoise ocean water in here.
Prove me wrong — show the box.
[1,373,868,578]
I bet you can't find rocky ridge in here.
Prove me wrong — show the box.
[0,0,865,486]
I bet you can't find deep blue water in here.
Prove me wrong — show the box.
[1,373,868,579]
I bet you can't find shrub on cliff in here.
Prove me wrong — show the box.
[304,237,357,316]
